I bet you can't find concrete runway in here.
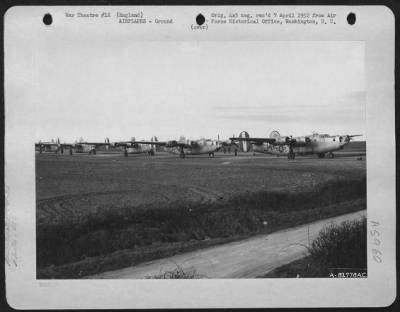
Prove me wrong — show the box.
[89,210,366,279]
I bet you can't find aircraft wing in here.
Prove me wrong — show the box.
[230,136,311,147]
[168,142,193,148]
[115,140,162,145]
[220,141,238,147]
[347,134,363,138]
[113,141,164,149]
[135,141,193,148]
[60,143,75,147]
[75,142,109,146]
[35,142,58,147]
[229,137,276,145]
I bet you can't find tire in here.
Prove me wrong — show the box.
[317,153,325,158]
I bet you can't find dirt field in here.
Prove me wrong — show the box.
[37,145,365,225]
[36,142,366,278]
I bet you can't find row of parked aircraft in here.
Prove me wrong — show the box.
[35,130,362,160]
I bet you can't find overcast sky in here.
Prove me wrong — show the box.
[26,37,365,142]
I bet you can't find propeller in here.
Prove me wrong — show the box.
[284,136,297,151]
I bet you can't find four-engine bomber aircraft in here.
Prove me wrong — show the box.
[61,138,111,155]
[140,137,237,158]
[36,131,361,160]
[36,138,111,155]
[230,130,362,160]
[112,137,158,157]
[35,138,61,154]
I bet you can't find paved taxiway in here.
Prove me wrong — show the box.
[90,209,366,279]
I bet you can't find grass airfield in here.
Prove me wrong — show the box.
[36,143,366,278]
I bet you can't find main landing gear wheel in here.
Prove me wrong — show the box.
[317,153,325,158]
[69,149,73,155]
[148,150,155,156]
[124,150,128,157]
[234,150,238,156]
[288,152,295,160]
[328,152,334,159]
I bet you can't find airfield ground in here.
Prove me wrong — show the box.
[36,142,366,278]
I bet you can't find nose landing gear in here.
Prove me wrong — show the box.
[179,147,185,158]
[288,141,295,160]
[328,152,334,159]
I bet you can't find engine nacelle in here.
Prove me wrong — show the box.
[273,136,289,145]
[166,140,178,147]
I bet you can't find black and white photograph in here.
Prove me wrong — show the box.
[34,40,367,280]
[4,5,395,308]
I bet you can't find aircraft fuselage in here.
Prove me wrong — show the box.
[36,145,59,153]
[124,144,153,154]
[253,135,347,156]
[165,140,220,156]
[73,144,97,154]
